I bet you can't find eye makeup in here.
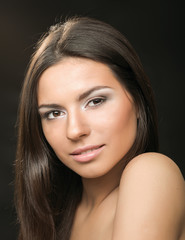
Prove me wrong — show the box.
[38,86,114,120]
[39,109,66,120]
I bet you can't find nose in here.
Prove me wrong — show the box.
[66,110,91,141]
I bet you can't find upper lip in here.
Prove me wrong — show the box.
[70,144,104,155]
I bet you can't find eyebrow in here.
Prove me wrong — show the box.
[38,103,63,111]
[78,86,111,101]
[38,86,112,110]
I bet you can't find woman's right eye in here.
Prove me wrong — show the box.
[43,110,65,120]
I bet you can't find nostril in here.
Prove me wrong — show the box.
[66,123,90,141]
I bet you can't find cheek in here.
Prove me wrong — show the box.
[116,105,137,132]
[96,103,137,156]
[106,105,137,159]
[91,102,137,137]
[41,122,67,153]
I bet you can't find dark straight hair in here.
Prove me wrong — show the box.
[15,16,159,240]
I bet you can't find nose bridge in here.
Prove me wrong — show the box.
[66,107,90,140]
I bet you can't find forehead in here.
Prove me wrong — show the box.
[39,57,122,85]
[37,57,131,103]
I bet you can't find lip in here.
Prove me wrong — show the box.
[70,144,105,163]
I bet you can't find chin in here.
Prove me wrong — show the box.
[74,167,113,179]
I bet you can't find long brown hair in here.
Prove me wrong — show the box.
[15,16,159,240]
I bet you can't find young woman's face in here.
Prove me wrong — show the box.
[38,58,137,178]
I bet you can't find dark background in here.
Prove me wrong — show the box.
[0,0,184,238]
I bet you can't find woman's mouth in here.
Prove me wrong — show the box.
[70,144,105,162]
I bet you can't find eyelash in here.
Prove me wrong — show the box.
[41,110,65,120]
[85,97,106,108]
[40,97,107,120]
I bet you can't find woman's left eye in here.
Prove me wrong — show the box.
[87,97,106,107]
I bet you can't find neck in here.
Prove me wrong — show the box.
[81,160,124,208]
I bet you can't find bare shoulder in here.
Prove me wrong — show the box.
[122,152,185,185]
[112,153,185,240]
[120,152,185,204]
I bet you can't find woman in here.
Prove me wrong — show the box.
[15,17,185,240]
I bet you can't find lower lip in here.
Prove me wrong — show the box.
[70,145,105,163]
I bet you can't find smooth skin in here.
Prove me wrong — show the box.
[38,57,185,240]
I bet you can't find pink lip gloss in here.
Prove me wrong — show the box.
[70,145,104,163]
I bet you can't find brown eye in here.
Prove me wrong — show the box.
[46,110,65,120]
[87,97,106,107]
[92,99,102,105]
[53,111,61,117]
